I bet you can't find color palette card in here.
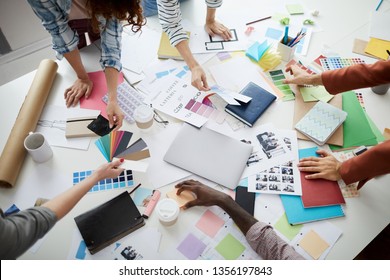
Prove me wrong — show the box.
[95,130,150,162]
[102,81,146,124]
[319,57,365,71]
[268,69,295,101]
[73,169,134,193]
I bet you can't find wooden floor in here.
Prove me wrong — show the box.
[354,223,390,260]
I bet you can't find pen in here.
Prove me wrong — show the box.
[129,183,142,195]
[283,25,289,44]
[287,29,302,46]
[290,33,306,48]
[246,15,272,25]
[375,0,383,11]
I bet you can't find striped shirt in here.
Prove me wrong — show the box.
[157,0,223,47]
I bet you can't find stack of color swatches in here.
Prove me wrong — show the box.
[268,69,295,101]
[319,57,365,71]
[184,93,225,124]
[95,130,150,162]
[73,169,134,193]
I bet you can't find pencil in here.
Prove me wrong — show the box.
[246,16,272,25]
[129,183,142,195]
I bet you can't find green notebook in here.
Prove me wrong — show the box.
[330,91,378,150]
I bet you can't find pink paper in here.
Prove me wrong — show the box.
[80,70,124,118]
[195,209,225,238]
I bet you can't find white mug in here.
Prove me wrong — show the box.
[24,132,53,163]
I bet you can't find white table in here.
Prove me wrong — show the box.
[1,0,389,260]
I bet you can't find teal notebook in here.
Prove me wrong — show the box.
[280,195,344,225]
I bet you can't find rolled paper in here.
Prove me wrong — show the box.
[0,59,58,188]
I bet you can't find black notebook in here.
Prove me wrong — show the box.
[225,82,276,127]
[74,191,145,255]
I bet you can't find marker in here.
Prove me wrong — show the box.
[283,25,289,44]
[375,0,383,11]
[143,190,161,219]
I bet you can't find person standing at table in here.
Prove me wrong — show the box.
[0,160,125,260]
[175,180,304,260]
[142,0,232,91]
[283,60,390,189]
[27,0,145,129]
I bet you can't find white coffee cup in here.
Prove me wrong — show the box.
[156,198,179,226]
[133,104,154,132]
[24,132,53,163]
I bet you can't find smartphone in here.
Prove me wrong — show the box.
[235,186,256,216]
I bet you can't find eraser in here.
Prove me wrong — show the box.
[353,146,367,156]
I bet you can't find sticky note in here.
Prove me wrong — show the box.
[215,233,245,260]
[177,233,207,260]
[274,213,303,240]
[166,188,195,208]
[299,230,330,259]
[196,209,225,238]
[286,4,304,15]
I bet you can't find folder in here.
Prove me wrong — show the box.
[74,191,145,254]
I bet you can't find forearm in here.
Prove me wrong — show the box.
[217,195,258,235]
[176,40,199,71]
[104,67,120,103]
[63,49,89,80]
[206,8,217,24]
[42,174,99,220]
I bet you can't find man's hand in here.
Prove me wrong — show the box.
[175,180,228,209]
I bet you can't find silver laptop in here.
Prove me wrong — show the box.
[163,124,253,189]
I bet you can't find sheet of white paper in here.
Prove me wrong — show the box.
[369,11,390,41]
[121,25,160,74]
[142,123,192,189]
[151,76,208,128]
[36,106,99,150]
[113,157,149,173]
[208,56,276,94]
[68,226,162,260]
[247,129,302,196]
[189,25,249,54]
[238,123,294,178]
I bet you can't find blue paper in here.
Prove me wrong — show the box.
[245,41,270,61]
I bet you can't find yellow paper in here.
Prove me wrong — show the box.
[299,230,330,259]
[364,38,390,60]
[166,188,195,208]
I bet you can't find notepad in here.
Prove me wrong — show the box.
[74,191,145,254]
[295,101,347,146]
[299,147,345,208]
[157,31,189,60]
[280,195,344,225]
[225,82,276,127]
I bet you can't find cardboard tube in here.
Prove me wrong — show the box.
[0,59,58,188]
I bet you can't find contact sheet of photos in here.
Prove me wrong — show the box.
[247,127,302,196]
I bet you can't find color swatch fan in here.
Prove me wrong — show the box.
[95,130,150,162]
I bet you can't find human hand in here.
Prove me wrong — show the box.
[283,65,313,85]
[297,150,342,181]
[106,101,124,129]
[205,20,232,41]
[191,65,210,91]
[64,78,93,107]
[92,159,125,182]
[175,180,229,209]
